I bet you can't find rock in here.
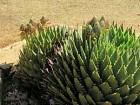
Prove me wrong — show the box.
[0,63,12,70]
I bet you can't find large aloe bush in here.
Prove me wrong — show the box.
[45,24,140,105]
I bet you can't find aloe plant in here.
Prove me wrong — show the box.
[17,25,72,90]
[45,24,140,105]
[16,17,108,89]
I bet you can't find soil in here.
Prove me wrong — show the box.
[0,0,140,63]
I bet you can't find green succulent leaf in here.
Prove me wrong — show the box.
[105,93,122,105]
[116,65,127,83]
[123,94,138,104]
[102,65,113,80]
[86,94,96,105]
[116,85,130,96]
[89,85,104,102]
[134,67,140,84]
[127,56,137,74]
[107,75,118,91]
[99,82,112,95]
[79,94,88,105]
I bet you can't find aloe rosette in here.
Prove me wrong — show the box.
[46,24,140,105]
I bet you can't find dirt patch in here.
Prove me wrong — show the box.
[0,41,24,64]
[1,0,140,48]
[0,0,140,63]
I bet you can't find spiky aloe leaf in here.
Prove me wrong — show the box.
[123,74,134,87]
[113,56,123,75]
[66,86,77,101]
[89,59,98,72]
[74,78,86,94]
[116,85,130,96]
[99,82,112,95]
[131,83,140,94]
[127,56,137,74]
[91,71,102,84]
[84,77,94,89]
[80,66,88,79]
[86,94,96,105]
[123,94,138,104]
[102,65,113,80]
[89,85,104,102]
[110,49,119,65]
[116,65,127,83]
[134,67,140,84]
[79,94,88,105]
[105,93,122,105]
[107,75,118,91]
